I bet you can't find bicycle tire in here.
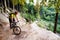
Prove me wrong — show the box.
[13,26,21,35]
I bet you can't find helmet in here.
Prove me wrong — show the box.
[15,11,18,15]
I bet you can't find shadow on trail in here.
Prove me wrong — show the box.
[13,31,27,40]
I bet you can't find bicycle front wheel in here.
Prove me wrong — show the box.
[13,26,21,35]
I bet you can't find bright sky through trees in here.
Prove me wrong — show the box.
[26,0,42,5]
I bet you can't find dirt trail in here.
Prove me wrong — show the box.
[0,13,60,40]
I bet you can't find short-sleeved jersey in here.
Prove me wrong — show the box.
[9,13,16,18]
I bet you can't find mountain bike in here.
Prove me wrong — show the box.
[11,21,21,35]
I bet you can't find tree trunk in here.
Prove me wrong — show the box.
[13,0,14,10]
[3,0,7,13]
[53,12,58,33]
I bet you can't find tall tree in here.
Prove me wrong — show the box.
[40,0,60,33]
[29,0,33,3]
[53,0,60,33]
[2,0,7,12]
[19,0,26,6]
[34,0,47,19]
[48,0,60,33]
[34,0,40,19]
[11,0,26,11]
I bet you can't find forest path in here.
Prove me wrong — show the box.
[0,12,60,40]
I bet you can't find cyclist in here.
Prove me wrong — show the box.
[9,11,19,29]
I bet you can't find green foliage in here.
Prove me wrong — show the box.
[29,0,33,3]
[11,0,19,5]
[19,0,26,6]
[11,0,26,6]
[57,24,60,33]
[37,19,54,32]
[48,23,54,31]
[45,16,51,21]
[22,13,36,21]
[37,19,48,28]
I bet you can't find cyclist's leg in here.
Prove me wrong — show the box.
[9,18,12,29]
[13,18,16,24]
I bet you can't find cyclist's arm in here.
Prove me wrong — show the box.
[16,15,19,22]
[16,17,19,21]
